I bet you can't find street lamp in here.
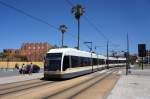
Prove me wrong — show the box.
[84,42,93,72]
[94,46,101,70]
[106,41,109,69]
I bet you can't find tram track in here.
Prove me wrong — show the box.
[0,68,120,99]
[69,71,118,99]
[0,79,55,97]
[0,79,44,91]
[43,69,117,99]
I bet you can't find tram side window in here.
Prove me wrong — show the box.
[86,57,91,66]
[71,56,80,68]
[106,60,109,64]
[122,60,126,63]
[80,57,85,67]
[99,59,105,65]
[120,60,122,63]
[115,60,118,63]
[110,60,114,64]
[93,58,98,65]
[114,60,117,64]
[80,57,84,66]
[63,56,70,71]
[81,57,91,67]
[120,60,123,63]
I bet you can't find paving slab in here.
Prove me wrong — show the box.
[107,69,150,99]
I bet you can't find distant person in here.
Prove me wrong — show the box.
[21,63,25,74]
[22,63,24,68]
[15,63,20,74]
[15,63,19,70]
[29,63,33,75]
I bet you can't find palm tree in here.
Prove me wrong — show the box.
[59,24,68,47]
[72,4,85,50]
[0,52,7,61]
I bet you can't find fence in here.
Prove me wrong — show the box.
[0,61,44,69]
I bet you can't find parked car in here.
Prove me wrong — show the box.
[19,64,40,74]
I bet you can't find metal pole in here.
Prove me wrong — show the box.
[84,42,93,72]
[126,33,129,75]
[125,52,128,75]
[142,57,143,70]
[107,41,109,69]
[147,50,149,64]
[148,52,150,64]
[91,43,93,72]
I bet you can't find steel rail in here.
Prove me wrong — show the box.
[43,69,117,99]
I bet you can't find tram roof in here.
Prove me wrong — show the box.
[47,48,125,60]
[47,48,106,59]
[118,57,126,60]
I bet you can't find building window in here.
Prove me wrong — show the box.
[42,47,44,49]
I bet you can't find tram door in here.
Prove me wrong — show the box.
[63,56,70,71]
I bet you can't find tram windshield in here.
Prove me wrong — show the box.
[44,53,62,71]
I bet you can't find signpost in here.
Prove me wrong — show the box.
[138,44,146,70]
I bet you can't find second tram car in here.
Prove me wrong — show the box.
[44,48,126,79]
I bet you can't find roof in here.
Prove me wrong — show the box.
[47,48,126,60]
[47,48,106,59]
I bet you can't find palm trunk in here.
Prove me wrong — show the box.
[77,18,80,50]
[62,32,64,47]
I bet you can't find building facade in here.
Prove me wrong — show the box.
[3,42,54,61]
[3,49,20,55]
[145,50,150,64]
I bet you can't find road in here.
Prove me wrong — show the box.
[0,68,121,99]
[0,68,44,77]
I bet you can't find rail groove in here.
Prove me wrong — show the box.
[43,69,117,99]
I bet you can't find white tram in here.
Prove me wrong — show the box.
[44,48,126,79]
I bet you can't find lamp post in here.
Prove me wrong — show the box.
[106,41,109,69]
[94,46,100,70]
[84,42,93,72]
[121,50,129,75]
[126,33,130,75]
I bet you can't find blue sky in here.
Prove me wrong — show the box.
[0,0,150,55]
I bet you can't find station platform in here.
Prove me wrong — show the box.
[107,69,150,99]
[0,73,43,85]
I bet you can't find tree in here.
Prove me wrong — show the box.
[59,24,68,47]
[53,44,59,48]
[14,54,28,61]
[72,4,85,50]
[0,52,7,61]
[129,55,138,64]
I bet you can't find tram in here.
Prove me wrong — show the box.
[44,48,126,79]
